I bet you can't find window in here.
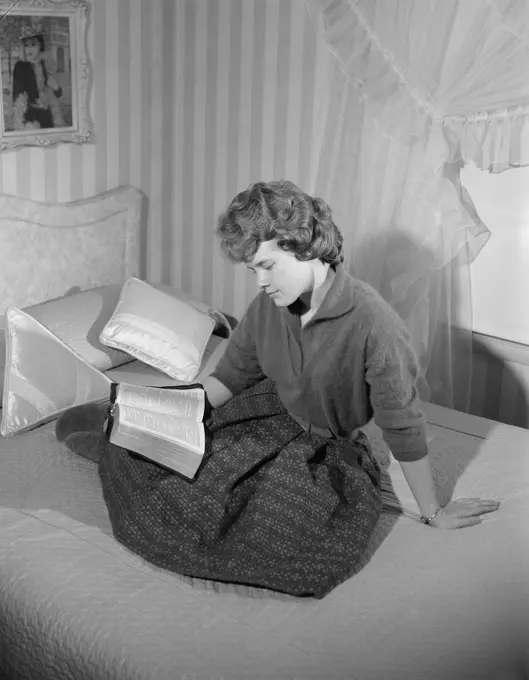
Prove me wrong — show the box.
[460,163,529,346]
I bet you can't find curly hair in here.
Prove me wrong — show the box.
[216,180,344,266]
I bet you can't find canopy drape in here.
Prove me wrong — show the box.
[305,0,529,408]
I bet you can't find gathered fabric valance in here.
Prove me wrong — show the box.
[307,0,529,172]
[447,105,529,173]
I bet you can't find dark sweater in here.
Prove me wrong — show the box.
[211,264,428,462]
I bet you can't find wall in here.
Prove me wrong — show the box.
[0,0,335,322]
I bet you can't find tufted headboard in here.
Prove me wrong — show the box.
[0,185,144,317]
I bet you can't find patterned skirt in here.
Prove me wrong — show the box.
[64,379,382,598]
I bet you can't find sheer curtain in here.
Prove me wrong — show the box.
[305,0,529,410]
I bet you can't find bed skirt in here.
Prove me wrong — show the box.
[67,379,383,598]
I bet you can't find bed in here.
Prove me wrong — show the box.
[0,186,527,680]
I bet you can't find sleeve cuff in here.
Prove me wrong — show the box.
[209,370,246,398]
[381,425,429,462]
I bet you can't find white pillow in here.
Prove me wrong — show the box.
[1,308,111,436]
[154,283,232,338]
[99,278,216,383]
[0,285,131,407]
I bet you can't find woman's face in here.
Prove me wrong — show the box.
[23,37,42,62]
[247,238,315,307]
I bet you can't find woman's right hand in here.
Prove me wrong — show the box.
[202,376,234,410]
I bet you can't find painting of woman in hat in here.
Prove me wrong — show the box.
[12,18,65,131]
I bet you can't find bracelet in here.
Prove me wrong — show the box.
[420,507,442,525]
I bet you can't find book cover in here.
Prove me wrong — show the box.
[107,382,206,479]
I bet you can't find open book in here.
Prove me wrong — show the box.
[107,382,206,479]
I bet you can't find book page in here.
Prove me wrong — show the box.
[117,405,204,454]
[116,384,204,421]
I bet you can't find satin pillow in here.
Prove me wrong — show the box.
[0,285,131,407]
[99,278,216,383]
[1,308,111,436]
[154,283,232,338]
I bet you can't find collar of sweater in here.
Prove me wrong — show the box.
[282,263,356,326]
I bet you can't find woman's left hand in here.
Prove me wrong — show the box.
[429,498,500,529]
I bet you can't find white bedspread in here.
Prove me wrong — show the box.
[0,400,527,680]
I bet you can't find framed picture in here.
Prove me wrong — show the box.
[0,0,92,151]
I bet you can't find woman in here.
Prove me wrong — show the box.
[12,23,65,131]
[57,180,499,598]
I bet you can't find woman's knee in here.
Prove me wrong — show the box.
[55,402,109,442]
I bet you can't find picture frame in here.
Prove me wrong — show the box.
[0,0,93,151]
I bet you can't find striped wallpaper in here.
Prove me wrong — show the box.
[0,0,337,321]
